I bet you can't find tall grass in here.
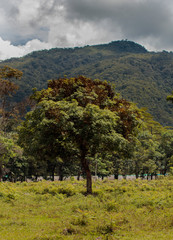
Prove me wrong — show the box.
[0,177,172,239]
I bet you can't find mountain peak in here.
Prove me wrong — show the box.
[95,40,147,53]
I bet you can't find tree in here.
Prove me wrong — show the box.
[19,76,142,194]
[159,130,173,175]
[132,131,161,178]
[0,66,26,181]
[0,133,23,181]
[0,66,23,131]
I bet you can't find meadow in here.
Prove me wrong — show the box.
[0,177,172,240]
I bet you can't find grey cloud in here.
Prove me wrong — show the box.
[1,0,173,56]
[64,0,171,37]
[62,0,173,50]
[1,0,20,25]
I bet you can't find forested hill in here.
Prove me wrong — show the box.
[1,40,173,126]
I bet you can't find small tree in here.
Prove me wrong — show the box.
[159,130,173,175]
[0,133,23,181]
[0,66,23,131]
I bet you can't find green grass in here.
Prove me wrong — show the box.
[0,177,172,240]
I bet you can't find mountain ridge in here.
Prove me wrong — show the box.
[1,40,173,126]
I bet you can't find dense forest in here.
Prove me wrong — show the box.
[0,40,173,126]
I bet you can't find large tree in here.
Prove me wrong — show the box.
[19,76,142,194]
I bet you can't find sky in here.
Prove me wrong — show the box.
[1,0,173,60]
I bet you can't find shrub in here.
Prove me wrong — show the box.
[106,201,119,212]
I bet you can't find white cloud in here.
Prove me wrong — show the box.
[19,39,52,55]
[0,37,52,61]
[0,37,23,60]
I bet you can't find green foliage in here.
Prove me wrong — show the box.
[159,130,173,174]
[0,133,24,181]
[0,66,23,131]
[18,76,142,194]
[0,135,17,162]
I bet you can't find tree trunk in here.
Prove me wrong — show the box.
[114,172,119,179]
[79,142,92,194]
[59,174,63,181]
[58,165,63,181]
[52,165,55,181]
[52,172,54,181]
[86,167,92,194]
[77,171,81,181]
[81,156,92,194]
[135,172,139,179]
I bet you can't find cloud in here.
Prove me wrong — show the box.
[0,37,52,60]
[1,0,173,59]
[64,0,173,50]
[0,37,23,60]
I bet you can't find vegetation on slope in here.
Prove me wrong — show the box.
[1,40,173,126]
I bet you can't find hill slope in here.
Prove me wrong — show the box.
[1,40,173,126]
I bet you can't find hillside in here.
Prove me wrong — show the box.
[1,40,173,126]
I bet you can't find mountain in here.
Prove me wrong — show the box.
[1,40,173,126]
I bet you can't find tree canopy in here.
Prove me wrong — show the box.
[0,66,23,131]
[18,76,143,194]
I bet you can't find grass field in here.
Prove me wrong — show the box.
[0,177,172,240]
